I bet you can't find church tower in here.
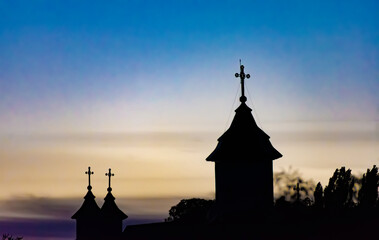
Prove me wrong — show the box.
[72,167,101,240]
[100,168,128,238]
[207,63,282,218]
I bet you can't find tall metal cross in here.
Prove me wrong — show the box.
[105,168,115,192]
[85,166,94,191]
[235,60,250,103]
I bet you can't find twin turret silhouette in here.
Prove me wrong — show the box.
[71,167,127,240]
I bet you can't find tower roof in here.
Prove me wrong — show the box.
[72,167,100,219]
[100,192,128,220]
[207,63,282,162]
[71,189,101,219]
[206,102,282,162]
[100,168,128,220]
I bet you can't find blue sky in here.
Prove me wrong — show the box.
[0,1,378,239]
[1,1,377,128]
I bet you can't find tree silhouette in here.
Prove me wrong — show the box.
[274,167,315,203]
[324,167,355,208]
[314,182,324,208]
[165,198,214,223]
[2,234,22,240]
[358,165,379,208]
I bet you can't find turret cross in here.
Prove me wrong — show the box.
[85,166,94,191]
[235,60,250,103]
[105,168,115,192]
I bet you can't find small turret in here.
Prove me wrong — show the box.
[100,168,128,238]
[72,167,101,240]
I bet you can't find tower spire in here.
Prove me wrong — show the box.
[85,166,94,191]
[235,60,250,103]
[100,168,127,237]
[105,168,114,192]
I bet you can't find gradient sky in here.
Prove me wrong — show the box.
[0,1,378,239]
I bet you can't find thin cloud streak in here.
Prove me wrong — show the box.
[1,122,377,146]
[0,195,209,221]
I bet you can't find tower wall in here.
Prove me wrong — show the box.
[76,218,101,240]
[100,218,124,238]
[215,160,273,214]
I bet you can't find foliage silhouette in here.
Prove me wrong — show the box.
[314,182,324,208]
[274,166,378,209]
[165,198,214,223]
[274,196,292,208]
[2,234,22,240]
[358,165,379,208]
[324,167,356,208]
[274,167,315,203]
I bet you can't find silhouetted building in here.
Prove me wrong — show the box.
[71,167,101,240]
[100,169,128,238]
[72,64,379,240]
[207,64,282,218]
[72,167,127,240]
[72,63,284,238]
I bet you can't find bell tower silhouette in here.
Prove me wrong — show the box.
[206,62,282,218]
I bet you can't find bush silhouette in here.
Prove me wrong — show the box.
[2,234,23,240]
[165,198,214,223]
[274,167,315,203]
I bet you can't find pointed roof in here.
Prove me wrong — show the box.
[207,63,282,162]
[100,192,128,220]
[72,189,101,219]
[100,168,128,220]
[206,102,282,162]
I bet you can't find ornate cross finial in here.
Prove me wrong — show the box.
[105,168,115,192]
[235,60,250,103]
[85,166,94,191]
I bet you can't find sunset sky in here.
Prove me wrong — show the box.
[0,1,378,239]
